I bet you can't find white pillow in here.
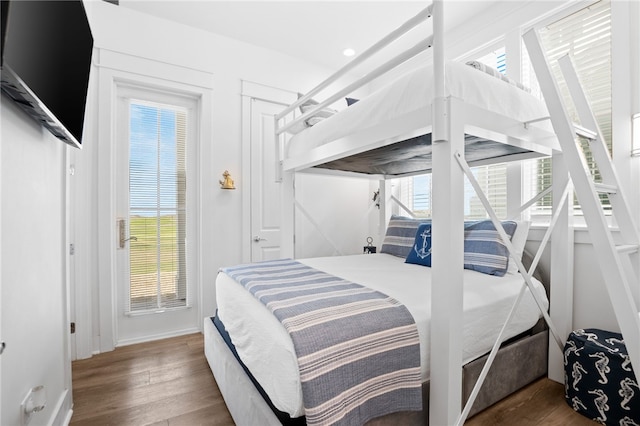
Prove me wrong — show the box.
[507,220,530,275]
[287,119,308,135]
[300,103,336,125]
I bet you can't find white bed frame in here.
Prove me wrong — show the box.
[272,2,572,425]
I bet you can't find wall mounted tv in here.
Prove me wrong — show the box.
[1,0,93,148]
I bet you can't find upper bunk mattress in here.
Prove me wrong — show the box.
[215,253,548,417]
[286,61,550,175]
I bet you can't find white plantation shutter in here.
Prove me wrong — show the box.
[523,0,612,213]
[399,162,509,220]
[128,101,188,313]
[399,48,509,220]
[466,163,508,220]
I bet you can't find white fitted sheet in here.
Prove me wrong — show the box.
[215,253,548,417]
[287,61,549,158]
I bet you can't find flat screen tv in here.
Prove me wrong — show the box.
[1,0,93,148]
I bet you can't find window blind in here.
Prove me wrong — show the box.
[398,161,508,220]
[128,101,188,313]
[522,0,612,214]
[399,48,509,220]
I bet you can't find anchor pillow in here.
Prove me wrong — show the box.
[405,220,517,276]
[405,223,433,267]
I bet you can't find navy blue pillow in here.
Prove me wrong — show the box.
[405,223,433,266]
[345,97,359,106]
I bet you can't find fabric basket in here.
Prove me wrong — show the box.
[564,328,639,425]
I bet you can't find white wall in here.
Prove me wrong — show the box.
[75,1,371,356]
[527,228,630,333]
[295,173,374,259]
[1,97,72,426]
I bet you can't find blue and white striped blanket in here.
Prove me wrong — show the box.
[221,258,422,426]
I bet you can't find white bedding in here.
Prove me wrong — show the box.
[287,61,549,158]
[215,253,548,418]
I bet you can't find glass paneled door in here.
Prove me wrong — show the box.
[115,84,199,344]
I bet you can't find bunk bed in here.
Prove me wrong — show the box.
[205,2,567,425]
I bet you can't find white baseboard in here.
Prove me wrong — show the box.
[115,327,201,347]
[50,388,73,426]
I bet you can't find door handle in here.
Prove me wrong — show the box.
[253,236,267,243]
[118,219,138,248]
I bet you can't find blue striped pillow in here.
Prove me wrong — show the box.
[464,220,517,276]
[380,215,430,258]
[404,220,517,276]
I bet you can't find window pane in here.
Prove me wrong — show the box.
[398,163,508,220]
[129,101,187,313]
[523,0,611,214]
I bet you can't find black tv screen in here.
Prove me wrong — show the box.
[1,0,93,148]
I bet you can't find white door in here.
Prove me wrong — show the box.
[250,99,285,261]
[114,84,199,344]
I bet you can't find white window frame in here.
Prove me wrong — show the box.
[521,0,618,225]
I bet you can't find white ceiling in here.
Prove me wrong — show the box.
[118,1,493,71]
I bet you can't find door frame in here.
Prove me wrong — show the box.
[113,84,200,345]
[82,50,213,353]
[240,81,296,263]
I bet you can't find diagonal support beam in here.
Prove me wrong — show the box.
[453,151,568,424]
[454,151,564,349]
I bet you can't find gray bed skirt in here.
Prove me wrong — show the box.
[366,329,549,425]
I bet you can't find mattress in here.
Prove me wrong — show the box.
[289,61,548,156]
[216,253,548,417]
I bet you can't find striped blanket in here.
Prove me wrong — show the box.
[221,259,422,426]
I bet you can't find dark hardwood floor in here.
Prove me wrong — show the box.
[70,333,233,426]
[71,333,595,425]
[465,377,596,426]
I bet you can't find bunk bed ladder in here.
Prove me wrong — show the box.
[523,29,640,379]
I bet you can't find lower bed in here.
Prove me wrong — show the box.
[205,253,550,424]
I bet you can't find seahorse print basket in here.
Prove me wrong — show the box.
[564,328,639,425]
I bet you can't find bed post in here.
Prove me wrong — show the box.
[430,1,465,424]
[378,180,392,246]
[548,150,574,382]
[505,28,524,221]
[278,118,295,259]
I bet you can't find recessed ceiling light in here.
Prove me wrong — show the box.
[343,48,355,57]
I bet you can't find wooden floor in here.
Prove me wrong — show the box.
[71,333,596,426]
